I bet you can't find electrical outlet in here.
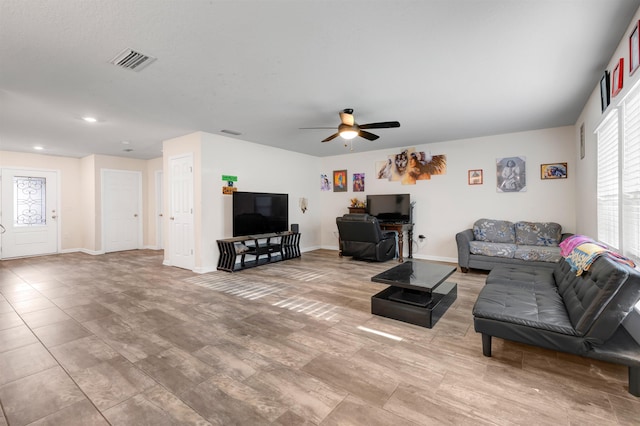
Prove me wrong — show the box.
[418,234,426,239]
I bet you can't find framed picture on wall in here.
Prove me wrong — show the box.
[631,20,640,75]
[468,169,483,185]
[496,156,526,192]
[333,170,347,192]
[600,70,610,112]
[580,123,585,160]
[612,58,624,97]
[352,173,365,192]
[540,163,567,180]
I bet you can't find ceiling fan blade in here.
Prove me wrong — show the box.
[339,111,355,126]
[322,133,340,142]
[299,127,337,129]
[359,121,401,129]
[359,130,379,141]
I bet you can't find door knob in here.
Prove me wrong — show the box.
[159,213,163,217]
[170,216,175,220]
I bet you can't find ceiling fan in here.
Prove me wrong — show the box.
[302,108,400,142]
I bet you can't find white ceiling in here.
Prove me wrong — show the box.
[1,0,639,160]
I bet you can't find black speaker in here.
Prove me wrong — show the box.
[291,224,299,233]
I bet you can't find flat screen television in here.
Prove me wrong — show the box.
[232,191,289,236]
[366,193,411,223]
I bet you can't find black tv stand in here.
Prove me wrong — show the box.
[216,232,301,272]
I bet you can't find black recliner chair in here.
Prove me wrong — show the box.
[336,214,396,261]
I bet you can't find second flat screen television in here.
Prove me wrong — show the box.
[233,191,288,236]
[366,194,411,223]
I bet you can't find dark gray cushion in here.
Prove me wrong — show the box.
[555,256,640,342]
[473,268,576,335]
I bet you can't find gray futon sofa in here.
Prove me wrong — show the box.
[473,252,640,396]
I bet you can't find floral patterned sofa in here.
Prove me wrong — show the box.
[456,218,572,272]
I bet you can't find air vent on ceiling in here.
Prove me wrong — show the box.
[221,129,242,136]
[109,48,156,72]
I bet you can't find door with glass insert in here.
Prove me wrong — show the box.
[0,169,58,259]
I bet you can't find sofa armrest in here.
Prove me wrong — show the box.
[560,232,574,243]
[456,229,474,271]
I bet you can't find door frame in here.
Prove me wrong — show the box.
[155,169,164,250]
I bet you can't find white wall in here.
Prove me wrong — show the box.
[575,7,640,237]
[573,7,640,342]
[320,126,576,261]
[163,132,322,272]
[0,151,83,251]
[0,151,160,254]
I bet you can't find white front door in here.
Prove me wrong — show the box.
[0,168,58,259]
[102,169,142,253]
[168,154,194,270]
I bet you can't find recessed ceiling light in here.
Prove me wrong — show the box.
[121,140,130,145]
[82,116,97,123]
[33,146,44,150]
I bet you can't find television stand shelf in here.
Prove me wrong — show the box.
[216,232,301,272]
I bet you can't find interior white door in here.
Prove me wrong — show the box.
[103,169,141,253]
[0,168,58,259]
[168,154,194,270]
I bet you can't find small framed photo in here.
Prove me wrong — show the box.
[612,58,624,97]
[333,170,347,192]
[352,173,365,192]
[631,21,640,75]
[540,163,567,180]
[600,71,610,112]
[468,169,483,185]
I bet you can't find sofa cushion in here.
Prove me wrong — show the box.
[473,266,576,335]
[514,245,561,263]
[515,221,562,246]
[554,256,640,342]
[473,219,515,243]
[469,241,516,258]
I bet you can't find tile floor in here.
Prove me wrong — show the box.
[0,249,639,425]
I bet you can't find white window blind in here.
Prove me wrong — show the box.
[596,112,619,248]
[622,86,640,263]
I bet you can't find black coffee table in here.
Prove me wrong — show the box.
[371,261,457,328]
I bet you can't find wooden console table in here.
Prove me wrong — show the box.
[216,232,301,272]
[379,222,413,263]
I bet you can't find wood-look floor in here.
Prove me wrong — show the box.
[0,249,639,425]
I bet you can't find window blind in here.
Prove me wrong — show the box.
[623,85,640,263]
[597,112,619,248]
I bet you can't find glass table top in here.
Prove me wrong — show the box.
[371,260,456,293]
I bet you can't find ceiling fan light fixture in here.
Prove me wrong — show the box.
[340,130,358,140]
[338,123,358,140]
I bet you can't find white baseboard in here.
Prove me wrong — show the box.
[193,265,216,274]
[411,254,458,264]
[59,248,104,256]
